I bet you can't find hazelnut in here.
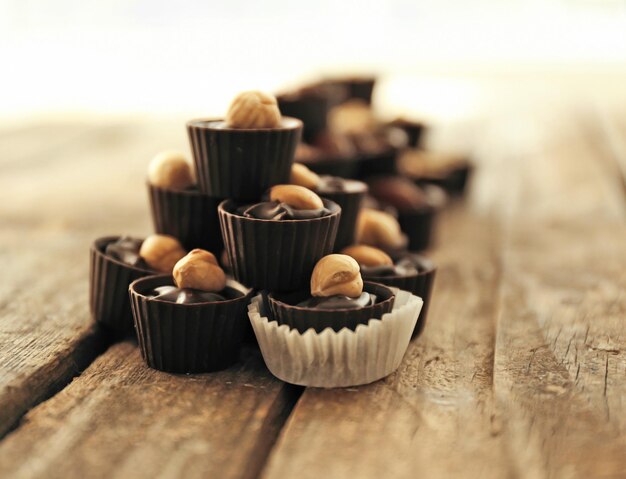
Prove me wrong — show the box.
[173,249,226,292]
[139,234,187,273]
[270,184,324,210]
[224,91,282,129]
[356,208,407,250]
[311,254,363,298]
[328,99,376,136]
[148,151,195,190]
[290,163,320,190]
[341,245,393,267]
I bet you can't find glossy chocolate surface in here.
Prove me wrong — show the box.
[148,285,243,304]
[239,201,331,220]
[296,292,374,310]
[105,236,150,269]
[361,254,431,278]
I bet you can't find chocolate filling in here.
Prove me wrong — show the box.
[105,236,151,269]
[239,201,331,220]
[296,292,374,310]
[361,256,424,278]
[148,285,243,304]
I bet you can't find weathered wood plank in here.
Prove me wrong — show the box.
[0,341,298,479]
[494,220,626,479]
[261,203,515,479]
[0,228,109,437]
[261,112,626,478]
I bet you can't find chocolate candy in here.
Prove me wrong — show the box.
[367,176,430,212]
[361,256,423,278]
[148,285,244,304]
[239,201,331,220]
[105,236,147,268]
[297,292,374,310]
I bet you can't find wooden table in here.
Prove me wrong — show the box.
[1,113,625,479]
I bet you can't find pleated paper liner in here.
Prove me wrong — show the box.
[362,254,436,338]
[147,183,223,255]
[129,275,252,373]
[218,199,341,292]
[317,181,367,252]
[89,236,154,335]
[187,117,302,200]
[268,282,395,334]
[248,288,423,388]
[355,148,398,180]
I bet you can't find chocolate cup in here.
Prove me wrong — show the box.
[268,282,395,333]
[398,207,436,252]
[187,117,302,200]
[415,163,473,196]
[299,155,359,179]
[317,180,367,252]
[89,236,154,334]
[219,199,341,292]
[277,95,330,143]
[129,275,253,373]
[324,77,377,104]
[362,254,436,338]
[355,149,398,180]
[388,121,425,148]
[147,184,223,255]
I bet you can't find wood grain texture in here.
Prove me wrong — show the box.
[0,342,298,479]
[261,204,515,479]
[261,112,626,479]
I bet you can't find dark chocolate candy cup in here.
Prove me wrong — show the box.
[218,199,340,292]
[187,117,302,200]
[268,282,395,333]
[324,77,377,104]
[90,236,154,334]
[317,181,367,252]
[129,275,252,373]
[362,255,436,338]
[388,121,425,148]
[416,163,473,196]
[277,95,330,143]
[355,149,398,180]
[398,206,436,252]
[147,184,223,255]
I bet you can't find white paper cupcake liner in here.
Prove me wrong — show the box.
[248,288,423,388]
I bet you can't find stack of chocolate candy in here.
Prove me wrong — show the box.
[88,89,436,386]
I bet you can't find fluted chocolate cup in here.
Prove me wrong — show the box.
[398,207,436,252]
[317,179,367,252]
[90,236,154,334]
[187,117,302,200]
[219,199,341,291]
[355,148,398,180]
[277,93,330,143]
[361,254,436,338]
[147,184,223,255]
[268,282,395,333]
[416,162,473,196]
[323,77,377,104]
[129,275,253,373]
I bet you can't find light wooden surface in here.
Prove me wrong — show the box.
[0,111,625,479]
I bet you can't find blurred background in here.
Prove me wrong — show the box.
[2,0,626,123]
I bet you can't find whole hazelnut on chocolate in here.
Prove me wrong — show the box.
[173,249,226,292]
[148,151,195,190]
[310,254,363,298]
[225,91,282,129]
[270,184,324,210]
[290,163,321,190]
[341,245,393,267]
[356,208,407,250]
[139,234,187,273]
